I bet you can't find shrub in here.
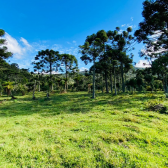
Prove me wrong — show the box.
[146,85,152,91]
[145,99,167,114]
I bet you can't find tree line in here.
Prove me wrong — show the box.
[0,0,167,99]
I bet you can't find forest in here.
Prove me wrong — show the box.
[0,0,168,167]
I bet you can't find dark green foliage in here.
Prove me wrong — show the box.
[108,27,134,93]
[126,78,137,92]
[0,29,12,60]
[33,49,60,96]
[152,54,168,92]
[60,54,78,92]
[79,30,108,98]
[34,49,60,78]
[135,0,168,57]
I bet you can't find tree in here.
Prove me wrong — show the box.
[112,27,134,93]
[152,53,168,92]
[96,30,109,93]
[60,54,78,92]
[74,74,83,91]
[0,29,12,60]
[105,45,119,95]
[35,49,60,79]
[135,0,168,57]
[135,0,168,93]
[105,27,134,93]
[32,61,43,92]
[14,83,28,96]
[127,78,137,93]
[136,69,144,91]
[34,49,60,96]
[3,81,14,96]
[79,31,107,98]
[89,61,106,93]
[144,68,155,92]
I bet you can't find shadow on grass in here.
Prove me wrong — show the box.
[0,92,92,117]
[0,91,165,118]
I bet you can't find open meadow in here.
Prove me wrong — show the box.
[0,91,168,167]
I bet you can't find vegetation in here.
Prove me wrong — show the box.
[0,91,168,167]
[0,29,12,60]
[0,0,168,167]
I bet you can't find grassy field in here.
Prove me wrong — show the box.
[0,91,168,167]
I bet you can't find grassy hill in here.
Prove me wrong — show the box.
[0,91,168,167]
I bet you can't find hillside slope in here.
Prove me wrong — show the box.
[0,92,168,167]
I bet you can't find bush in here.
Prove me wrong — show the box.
[146,85,152,91]
[145,99,167,114]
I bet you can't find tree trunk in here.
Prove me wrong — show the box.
[125,73,127,92]
[51,83,53,91]
[65,64,67,92]
[33,80,36,99]
[121,62,125,93]
[46,92,49,98]
[50,63,52,80]
[92,59,96,98]
[113,66,117,95]
[165,74,168,93]
[7,89,11,97]
[38,73,40,92]
[88,84,91,93]
[110,70,113,94]
[76,80,79,91]
[102,73,104,93]
[118,76,120,93]
[38,81,40,92]
[105,70,109,93]
[64,82,66,92]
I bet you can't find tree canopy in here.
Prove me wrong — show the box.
[0,29,12,60]
[135,0,168,57]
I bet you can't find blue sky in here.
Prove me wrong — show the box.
[0,0,145,71]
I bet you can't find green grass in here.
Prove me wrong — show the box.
[0,91,168,167]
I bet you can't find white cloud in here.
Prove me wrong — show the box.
[32,42,49,51]
[80,67,88,72]
[59,50,64,54]
[118,29,123,34]
[72,40,77,46]
[151,30,163,40]
[2,33,80,70]
[122,24,136,29]
[20,37,31,48]
[64,47,78,56]
[4,33,23,59]
[34,71,60,74]
[42,71,60,75]
[51,44,62,50]
[67,41,71,44]
[3,33,32,59]
[141,43,168,56]
[51,43,78,56]
[135,60,151,68]
[131,17,133,21]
